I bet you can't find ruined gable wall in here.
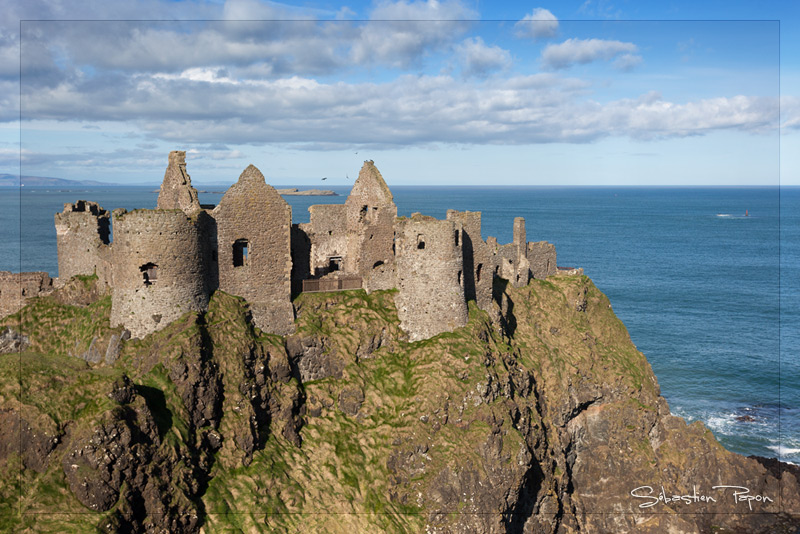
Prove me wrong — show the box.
[395,215,468,342]
[0,271,54,318]
[54,201,112,289]
[109,209,209,338]
[527,241,557,279]
[212,165,294,335]
[157,151,201,214]
[344,161,397,292]
[446,210,493,313]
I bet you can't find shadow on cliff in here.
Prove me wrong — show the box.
[492,277,517,337]
[134,385,171,440]
[506,460,545,533]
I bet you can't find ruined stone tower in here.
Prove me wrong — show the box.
[212,165,294,335]
[345,161,397,292]
[157,150,201,214]
[395,214,469,342]
[54,200,111,288]
[109,209,210,338]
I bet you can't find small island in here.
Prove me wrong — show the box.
[276,188,338,196]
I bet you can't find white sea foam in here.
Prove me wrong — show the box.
[768,445,800,456]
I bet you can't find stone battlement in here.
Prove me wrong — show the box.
[1,152,561,342]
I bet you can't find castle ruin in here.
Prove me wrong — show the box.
[2,151,558,341]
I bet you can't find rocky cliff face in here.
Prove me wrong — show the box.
[0,275,797,533]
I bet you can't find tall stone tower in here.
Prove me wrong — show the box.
[344,161,397,292]
[110,209,210,338]
[212,165,294,335]
[395,214,468,342]
[54,200,111,288]
[157,151,201,214]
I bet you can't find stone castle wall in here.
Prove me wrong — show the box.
[395,215,468,342]
[54,201,112,289]
[345,161,397,292]
[491,217,531,288]
[446,210,493,313]
[212,165,294,335]
[0,271,54,318]
[109,209,209,338]
[306,204,347,277]
[527,241,557,279]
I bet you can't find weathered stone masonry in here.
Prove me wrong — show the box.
[54,200,111,289]
[109,209,210,339]
[395,215,469,342]
[212,165,294,336]
[1,152,560,343]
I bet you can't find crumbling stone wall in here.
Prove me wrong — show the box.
[527,241,557,279]
[109,209,209,338]
[212,165,294,335]
[446,210,493,312]
[0,271,54,318]
[395,215,468,342]
[345,161,397,292]
[156,151,201,214]
[306,204,347,277]
[54,201,111,289]
[491,217,531,288]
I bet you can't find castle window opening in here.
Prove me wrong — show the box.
[458,270,462,287]
[373,260,384,269]
[140,263,158,286]
[455,230,459,247]
[417,235,425,250]
[328,256,342,272]
[359,205,368,222]
[233,239,249,267]
[476,263,483,282]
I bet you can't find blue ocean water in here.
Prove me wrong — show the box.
[0,185,797,464]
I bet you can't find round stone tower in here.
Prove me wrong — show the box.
[395,214,468,342]
[110,209,209,338]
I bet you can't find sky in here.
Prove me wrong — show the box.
[0,0,797,186]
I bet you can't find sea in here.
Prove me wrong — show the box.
[1,185,798,464]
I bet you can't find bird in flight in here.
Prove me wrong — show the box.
[322,177,328,181]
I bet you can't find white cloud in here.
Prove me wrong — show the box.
[454,37,511,78]
[18,69,778,149]
[514,8,558,40]
[541,38,641,70]
[781,96,800,130]
[613,53,643,71]
[350,0,476,68]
